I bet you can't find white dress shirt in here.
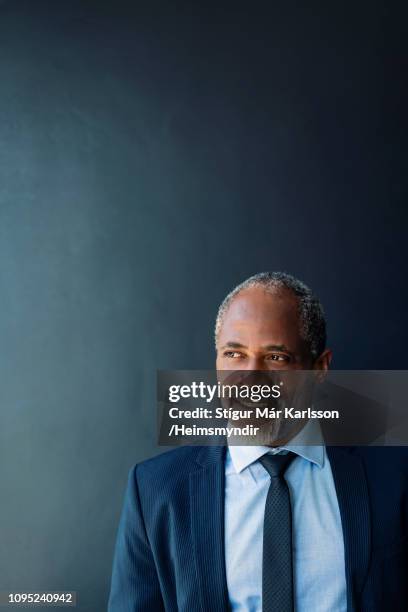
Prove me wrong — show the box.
[224,419,347,611]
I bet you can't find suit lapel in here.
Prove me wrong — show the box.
[326,447,371,612]
[190,446,229,612]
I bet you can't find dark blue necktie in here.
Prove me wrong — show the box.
[259,452,296,612]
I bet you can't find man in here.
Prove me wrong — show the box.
[108,272,408,611]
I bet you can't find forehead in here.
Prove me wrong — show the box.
[219,286,302,345]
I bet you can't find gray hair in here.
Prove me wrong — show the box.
[215,271,326,358]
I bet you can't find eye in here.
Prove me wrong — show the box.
[223,351,245,359]
[266,354,290,362]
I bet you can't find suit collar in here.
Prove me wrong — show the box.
[195,444,226,467]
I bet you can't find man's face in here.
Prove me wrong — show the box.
[215,286,327,445]
[216,286,314,371]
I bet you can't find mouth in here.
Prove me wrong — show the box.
[232,398,272,410]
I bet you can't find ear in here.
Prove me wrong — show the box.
[312,348,332,382]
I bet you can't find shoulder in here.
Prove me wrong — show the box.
[127,446,225,510]
[135,446,202,477]
[348,446,408,496]
[130,446,204,497]
[351,445,408,469]
[326,446,408,491]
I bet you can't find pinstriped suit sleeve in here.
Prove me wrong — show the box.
[108,465,164,612]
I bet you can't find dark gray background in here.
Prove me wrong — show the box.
[0,0,407,610]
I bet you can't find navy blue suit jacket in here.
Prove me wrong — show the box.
[108,446,408,611]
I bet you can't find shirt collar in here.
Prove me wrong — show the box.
[228,418,325,474]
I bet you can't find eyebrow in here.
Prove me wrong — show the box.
[220,341,290,352]
[263,344,289,352]
[220,342,247,349]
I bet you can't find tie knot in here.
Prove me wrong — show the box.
[259,451,295,478]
